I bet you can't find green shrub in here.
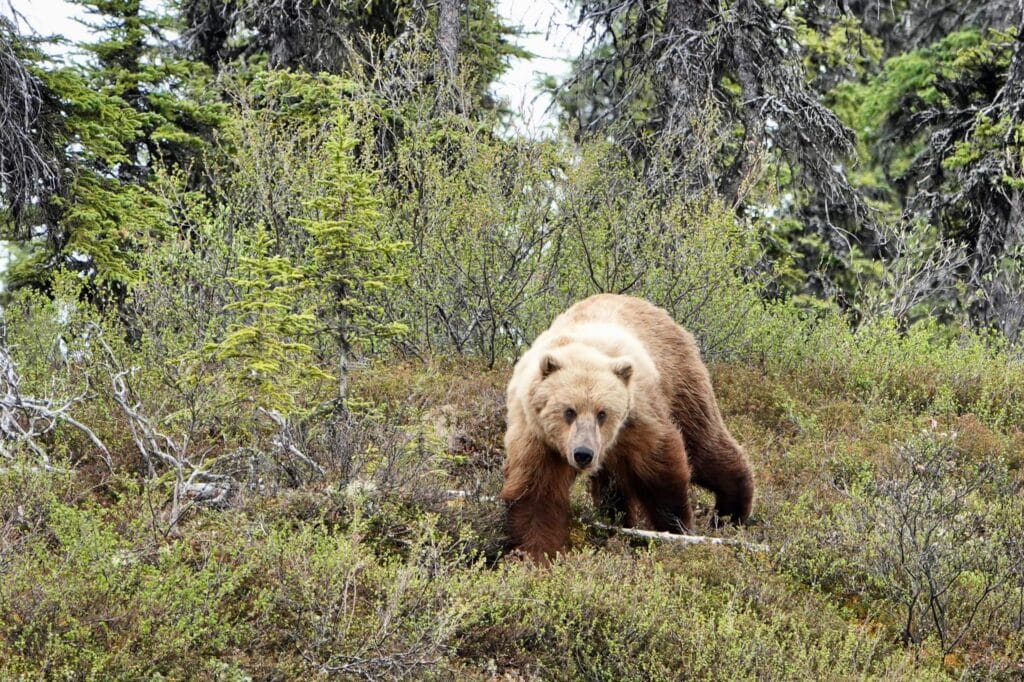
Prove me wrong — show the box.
[0,476,253,679]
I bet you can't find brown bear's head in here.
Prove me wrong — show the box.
[528,345,633,472]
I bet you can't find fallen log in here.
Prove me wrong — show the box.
[594,522,769,552]
[440,490,769,552]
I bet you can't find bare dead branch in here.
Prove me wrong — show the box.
[593,522,770,552]
[91,324,236,532]
[0,326,111,470]
[258,406,325,477]
[0,14,62,227]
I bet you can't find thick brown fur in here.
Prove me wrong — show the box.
[501,294,754,562]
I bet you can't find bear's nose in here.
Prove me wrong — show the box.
[573,447,594,468]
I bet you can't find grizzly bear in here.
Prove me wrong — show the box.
[501,294,754,562]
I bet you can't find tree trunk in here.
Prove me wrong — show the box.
[437,0,461,87]
[659,0,713,125]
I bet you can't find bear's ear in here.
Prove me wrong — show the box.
[611,358,633,384]
[540,353,561,378]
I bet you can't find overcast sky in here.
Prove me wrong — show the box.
[4,0,584,134]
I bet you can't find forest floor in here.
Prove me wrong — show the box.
[4,355,1022,680]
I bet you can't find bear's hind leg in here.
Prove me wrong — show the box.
[668,359,755,524]
[688,435,754,524]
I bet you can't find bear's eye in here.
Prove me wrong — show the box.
[564,408,577,423]
[596,410,607,424]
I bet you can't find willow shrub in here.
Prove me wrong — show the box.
[379,117,567,366]
[378,122,769,366]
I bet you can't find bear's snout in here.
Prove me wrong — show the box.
[572,446,594,468]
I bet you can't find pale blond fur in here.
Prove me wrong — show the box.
[501,294,754,563]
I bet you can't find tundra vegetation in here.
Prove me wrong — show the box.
[1,0,1023,678]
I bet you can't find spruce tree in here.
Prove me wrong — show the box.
[5,0,222,298]
[69,0,222,182]
[294,115,409,404]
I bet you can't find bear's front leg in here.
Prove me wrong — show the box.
[629,430,694,534]
[501,431,577,563]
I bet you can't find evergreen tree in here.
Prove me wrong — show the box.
[207,230,330,415]
[4,0,223,298]
[294,115,409,404]
[554,0,872,311]
[201,108,408,418]
[69,0,223,182]
[836,21,1024,337]
[557,0,859,211]
[181,0,523,111]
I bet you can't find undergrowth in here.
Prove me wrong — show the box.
[2,339,1023,678]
